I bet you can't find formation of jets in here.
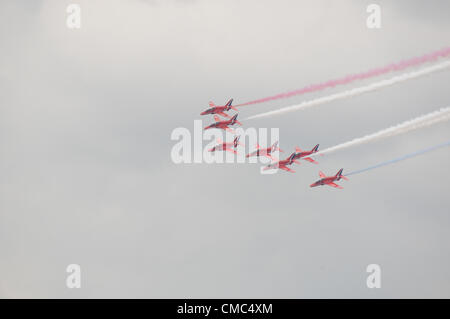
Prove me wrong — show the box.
[200,99,349,189]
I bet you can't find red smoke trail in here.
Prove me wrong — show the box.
[236,47,450,107]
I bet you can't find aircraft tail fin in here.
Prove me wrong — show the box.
[288,152,296,164]
[271,141,278,151]
[272,141,283,152]
[336,168,348,181]
[312,144,319,152]
[225,98,238,111]
[231,114,241,126]
[233,136,241,147]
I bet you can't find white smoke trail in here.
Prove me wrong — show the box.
[245,60,450,120]
[315,107,450,156]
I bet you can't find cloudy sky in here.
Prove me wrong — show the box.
[1,0,450,298]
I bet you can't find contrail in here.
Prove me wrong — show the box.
[346,140,450,176]
[237,47,450,107]
[245,60,450,120]
[315,107,450,156]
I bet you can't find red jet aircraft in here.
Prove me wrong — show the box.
[310,169,349,189]
[262,152,299,173]
[293,144,320,164]
[246,141,283,160]
[208,136,244,154]
[204,114,242,132]
[200,99,237,118]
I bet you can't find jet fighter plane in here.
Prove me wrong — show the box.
[262,152,299,173]
[310,168,348,189]
[204,114,242,132]
[246,141,283,160]
[208,136,244,154]
[293,144,320,164]
[200,99,237,118]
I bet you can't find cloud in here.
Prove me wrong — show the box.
[1,0,450,298]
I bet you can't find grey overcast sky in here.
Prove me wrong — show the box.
[1,0,450,298]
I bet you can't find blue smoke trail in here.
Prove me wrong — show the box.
[346,140,450,176]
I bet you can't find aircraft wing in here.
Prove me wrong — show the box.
[304,157,318,164]
[218,112,230,118]
[214,115,221,122]
[327,182,343,189]
[280,166,295,173]
[319,171,326,178]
